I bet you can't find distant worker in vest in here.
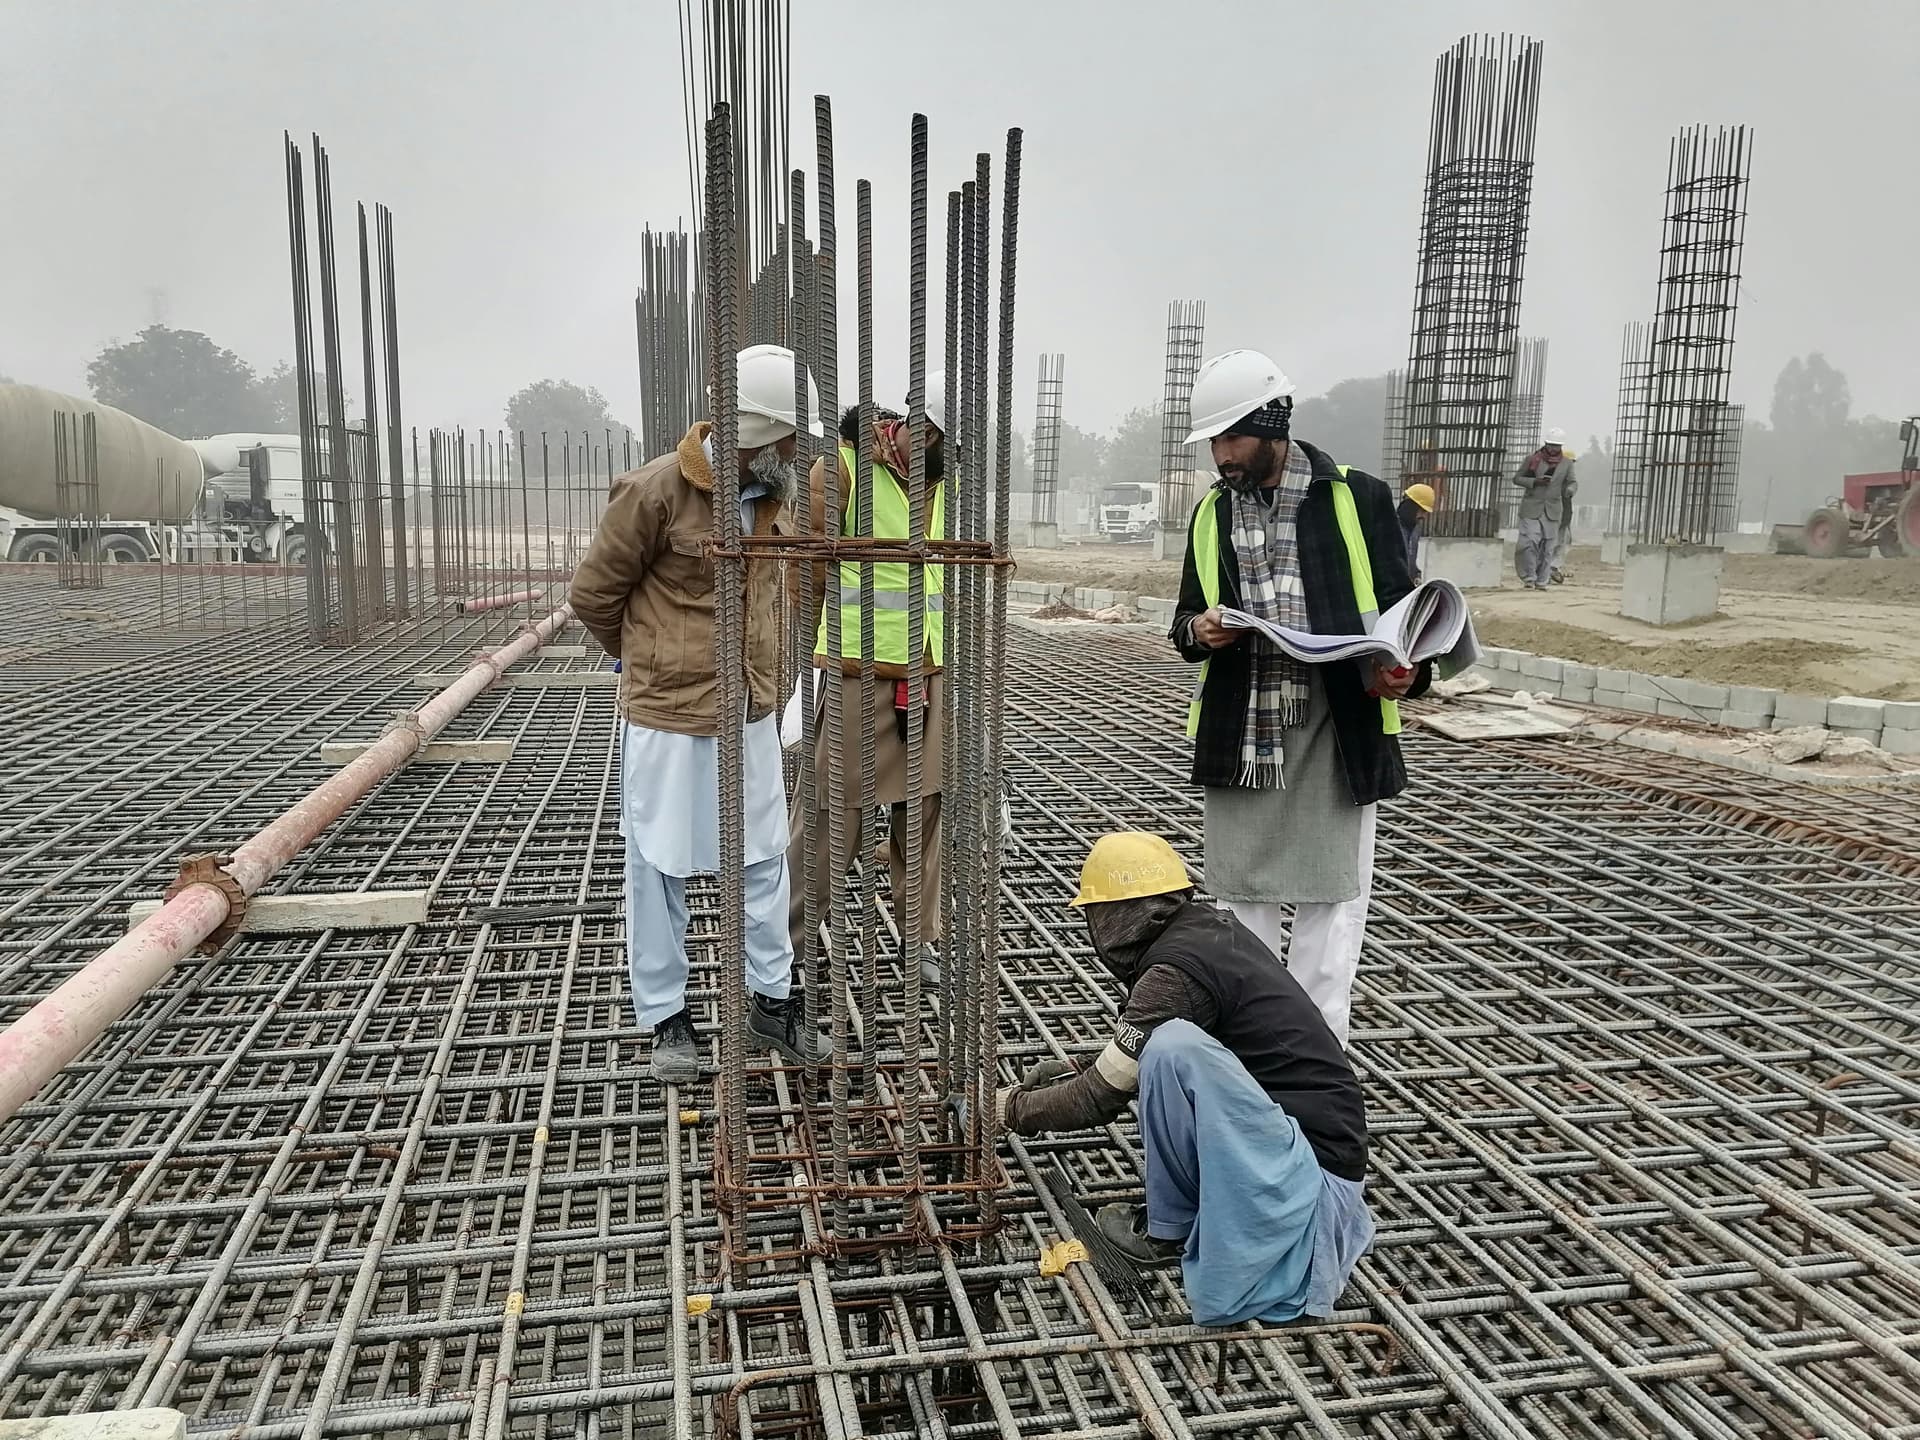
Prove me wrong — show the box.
[787,380,950,984]
[570,344,827,1083]
[1000,832,1374,1325]
[1170,350,1429,1047]
[1512,426,1576,590]
[1397,482,1435,582]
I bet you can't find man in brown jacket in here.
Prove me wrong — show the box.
[570,344,825,1083]
[786,386,949,985]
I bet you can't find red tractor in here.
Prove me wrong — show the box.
[1804,417,1920,558]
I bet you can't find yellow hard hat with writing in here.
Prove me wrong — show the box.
[1070,832,1191,908]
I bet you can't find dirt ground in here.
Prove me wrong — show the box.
[1012,541,1920,701]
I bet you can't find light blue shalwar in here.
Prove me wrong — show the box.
[620,477,794,1029]
[1138,1019,1376,1326]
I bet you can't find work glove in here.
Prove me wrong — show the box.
[1017,1057,1077,1093]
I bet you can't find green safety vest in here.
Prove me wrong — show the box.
[814,444,946,665]
[1186,469,1402,739]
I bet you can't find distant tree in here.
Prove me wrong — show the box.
[87,325,274,438]
[505,379,628,444]
[1005,427,1032,491]
[1056,421,1109,484]
[1290,375,1390,476]
[1104,404,1165,484]
[1770,352,1851,434]
[252,361,355,430]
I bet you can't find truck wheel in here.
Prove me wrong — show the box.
[7,533,64,563]
[91,534,149,564]
[281,530,311,566]
[1803,507,1848,560]
[1899,489,1920,558]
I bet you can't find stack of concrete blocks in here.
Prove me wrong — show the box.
[1465,646,1920,754]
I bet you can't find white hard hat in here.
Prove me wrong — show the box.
[899,371,948,437]
[1183,350,1295,445]
[1544,426,1567,445]
[733,343,823,449]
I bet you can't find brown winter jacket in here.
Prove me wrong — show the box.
[569,424,790,735]
[787,447,946,678]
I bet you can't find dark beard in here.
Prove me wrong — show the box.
[925,441,945,483]
[1220,439,1282,494]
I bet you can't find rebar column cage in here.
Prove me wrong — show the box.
[635,226,704,459]
[1380,368,1408,490]
[1633,124,1753,546]
[1400,34,1542,539]
[1030,352,1064,526]
[702,97,1023,1278]
[1157,300,1205,531]
[51,411,103,590]
[1499,335,1548,527]
[1607,320,1654,536]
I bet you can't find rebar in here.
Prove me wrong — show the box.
[1401,34,1543,539]
[1155,302,1205,534]
[1500,335,1548,526]
[1632,125,1754,546]
[1030,354,1064,528]
[1607,320,1654,537]
[51,411,103,591]
[1380,368,1408,491]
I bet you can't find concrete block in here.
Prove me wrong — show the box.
[1674,679,1731,710]
[1628,671,1669,699]
[1520,655,1564,682]
[1720,710,1772,730]
[1830,725,1885,744]
[1657,699,1700,719]
[1620,543,1723,626]
[1560,663,1597,689]
[1828,696,1888,729]
[1424,535,1505,590]
[1882,701,1920,731]
[1599,531,1628,566]
[1881,727,1920,756]
[1724,685,1778,718]
[1559,682,1595,705]
[1618,692,1659,715]
[1593,688,1629,711]
[1596,666,1634,692]
[0,1413,187,1440]
[1773,692,1829,728]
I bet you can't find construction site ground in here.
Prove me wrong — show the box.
[1015,543,1920,700]
[7,566,1920,1438]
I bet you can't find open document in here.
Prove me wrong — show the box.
[1219,578,1482,677]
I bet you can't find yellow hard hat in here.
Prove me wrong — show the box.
[1070,832,1191,908]
[1404,483,1436,512]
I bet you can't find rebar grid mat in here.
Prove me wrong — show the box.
[1632,125,1753,547]
[5,614,1920,1437]
[1400,34,1543,540]
[0,567,307,674]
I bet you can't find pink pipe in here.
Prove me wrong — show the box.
[452,589,544,614]
[0,605,575,1122]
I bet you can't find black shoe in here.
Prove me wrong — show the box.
[1093,1204,1184,1270]
[647,1009,699,1085]
[747,992,828,1065]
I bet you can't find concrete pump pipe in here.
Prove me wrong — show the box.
[0,384,210,522]
[0,604,576,1123]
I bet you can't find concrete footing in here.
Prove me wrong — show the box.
[1621,543,1723,626]
[1152,525,1187,562]
[1600,532,1628,565]
[0,1412,187,1440]
[1423,536,1505,590]
[1023,520,1060,550]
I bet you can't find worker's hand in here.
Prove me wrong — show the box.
[1017,1057,1077,1092]
[1190,607,1237,650]
[1368,661,1416,699]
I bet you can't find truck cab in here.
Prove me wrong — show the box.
[1099,482,1157,541]
[190,433,310,563]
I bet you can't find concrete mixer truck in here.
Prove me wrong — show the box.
[0,384,318,564]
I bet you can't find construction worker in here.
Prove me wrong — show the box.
[1512,426,1575,590]
[1171,349,1428,1047]
[1000,833,1373,1325]
[787,379,950,983]
[570,344,827,1083]
[1397,482,1435,582]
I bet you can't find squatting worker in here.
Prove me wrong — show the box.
[1397,482,1435,583]
[999,833,1373,1326]
[1512,426,1576,590]
[787,378,951,986]
[1171,349,1429,1047]
[570,344,826,1083]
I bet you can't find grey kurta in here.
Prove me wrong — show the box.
[1202,668,1364,905]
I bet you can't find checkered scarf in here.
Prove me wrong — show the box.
[1228,443,1315,788]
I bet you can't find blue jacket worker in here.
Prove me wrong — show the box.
[1000,832,1375,1327]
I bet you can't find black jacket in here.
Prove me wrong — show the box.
[1171,441,1429,803]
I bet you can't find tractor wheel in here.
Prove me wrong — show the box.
[1803,507,1849,560]
[90,533,149,564]
[1898,488,1920,558]
[7,532,64,563]
[281,530,311,567]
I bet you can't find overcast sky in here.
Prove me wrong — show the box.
[3,0,1915,454]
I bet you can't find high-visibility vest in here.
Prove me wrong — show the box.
[813,444,946,665]
[1185,469,1402,739]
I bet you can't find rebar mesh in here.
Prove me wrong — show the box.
[1607,320,1654,536]
[1156,301,1205,531]
[1030,353,1064,527]
[1401,34,1543,539]
[1632,126,1753,546]
[1380,368,1407,490]
[1499,336,1547,527]
[635,227,704,461]
[51,411,103,590]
